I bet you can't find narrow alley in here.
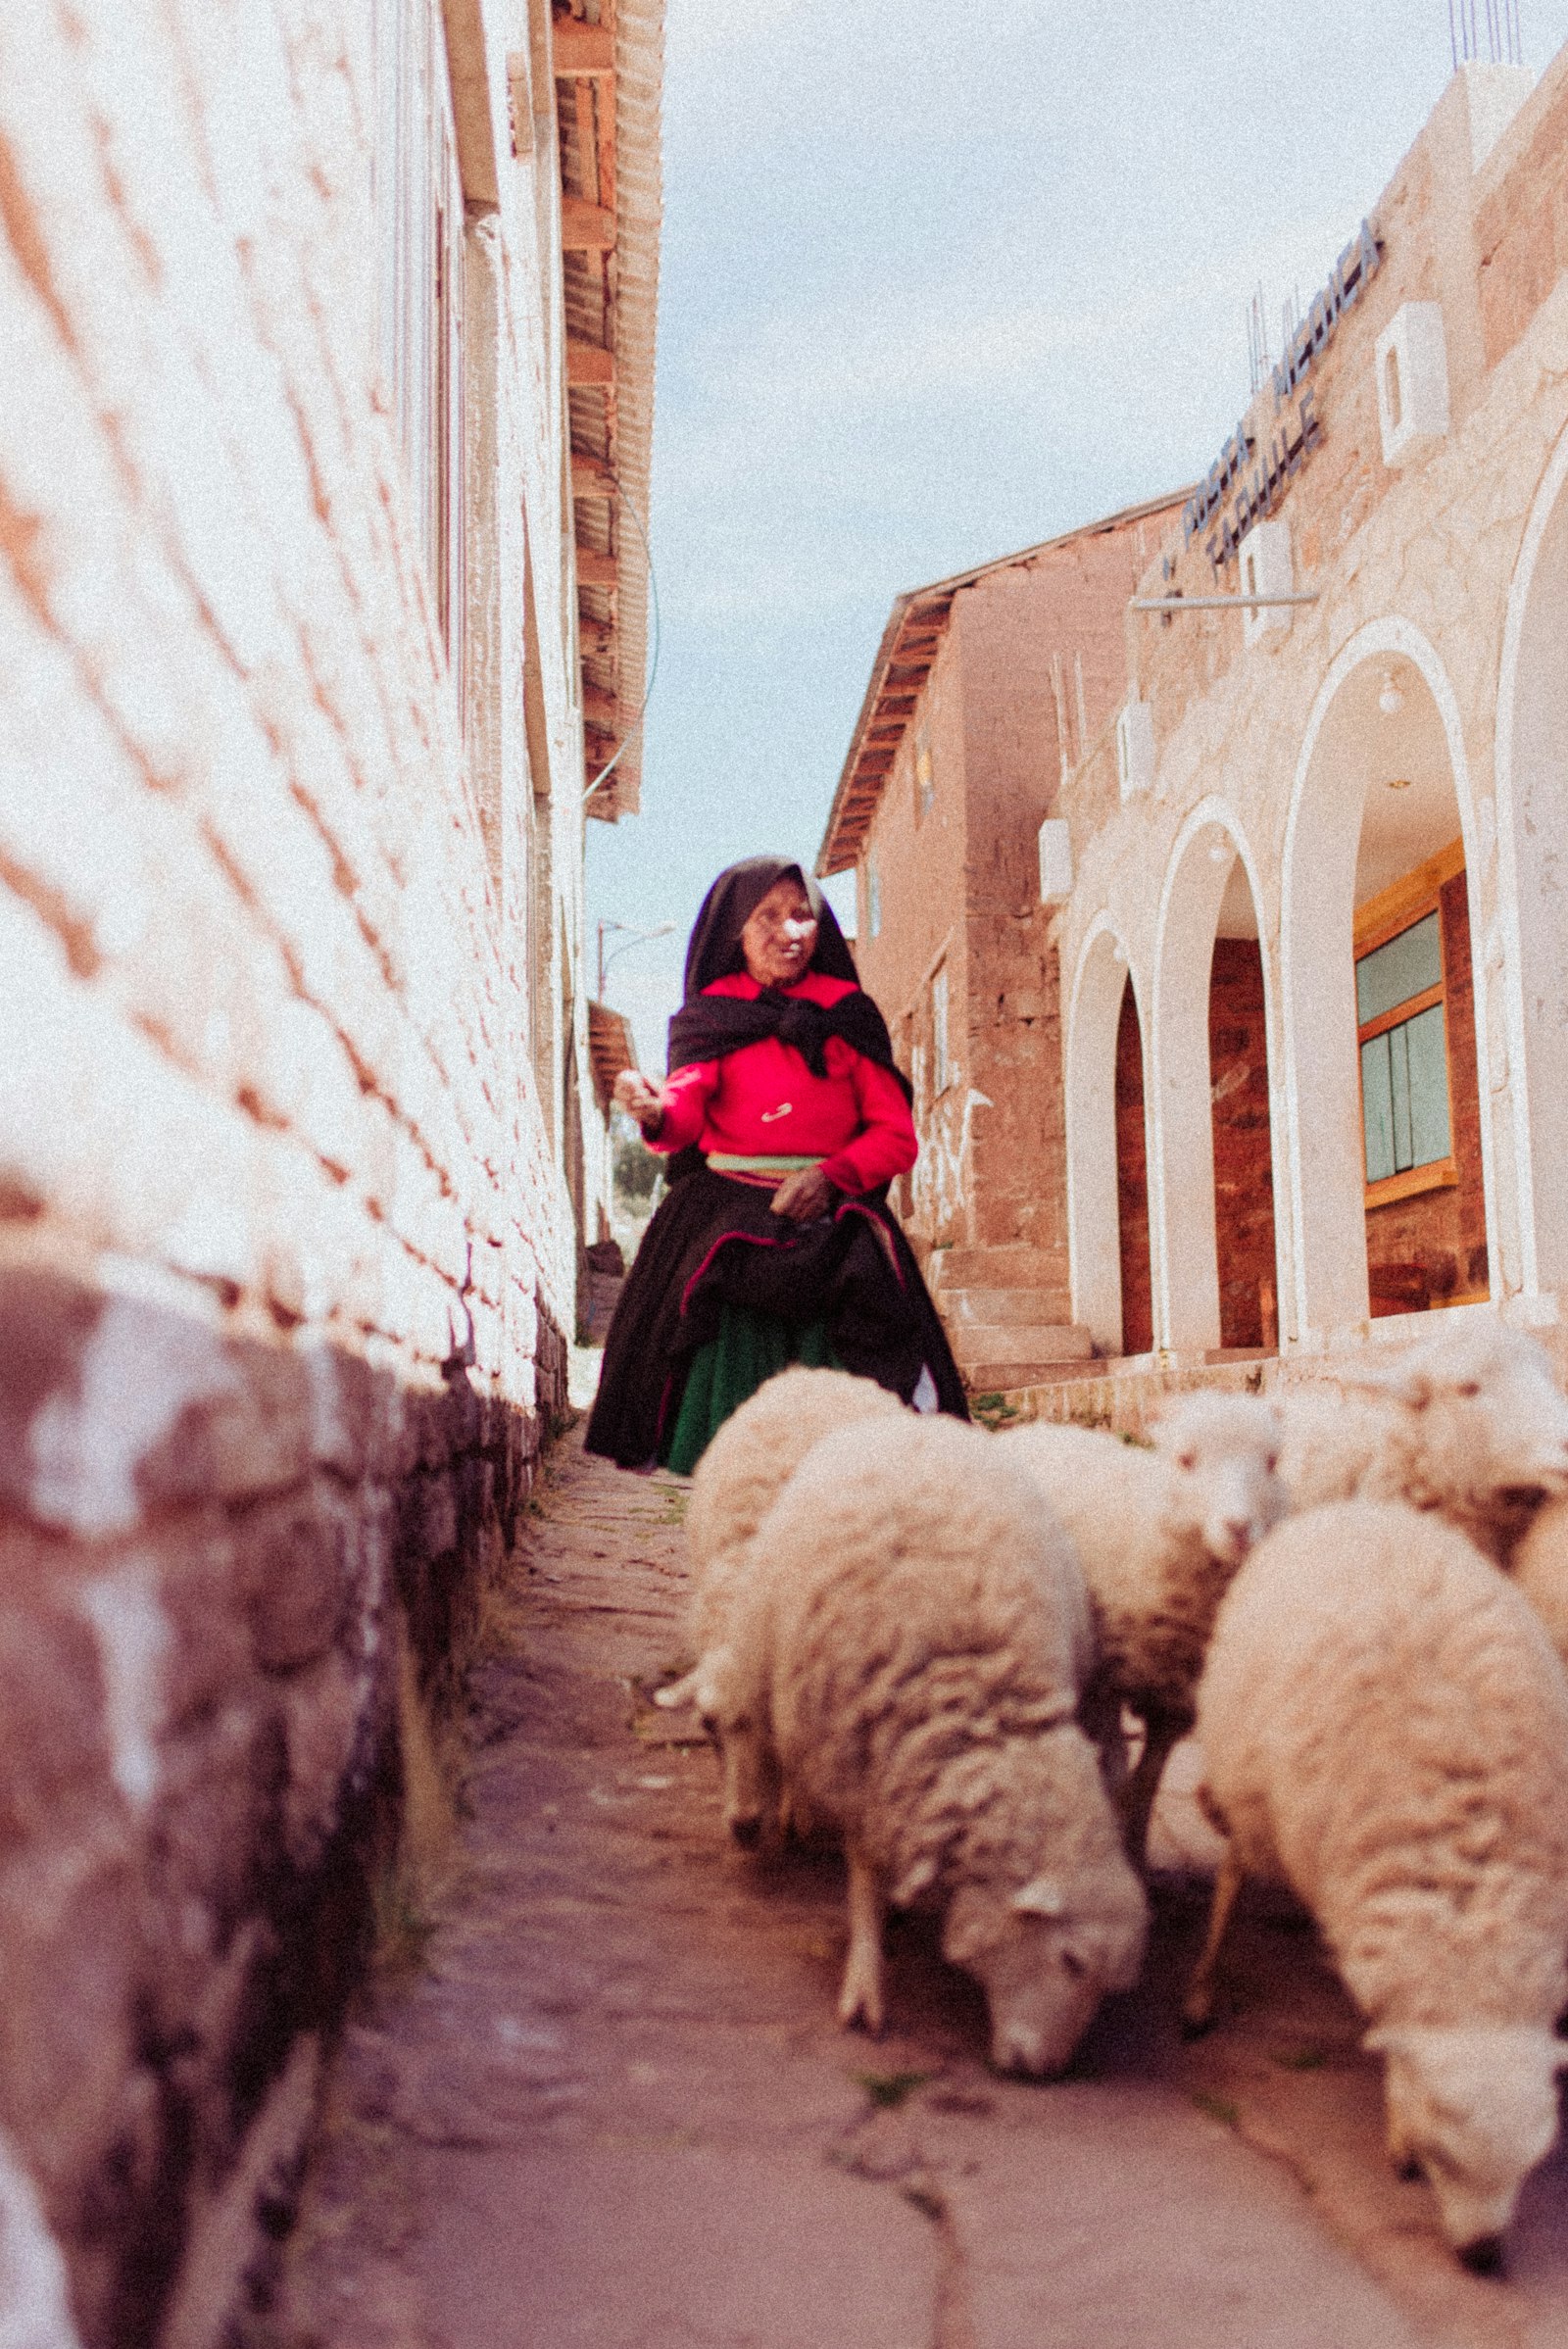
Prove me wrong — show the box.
[271,1423,1568,2349]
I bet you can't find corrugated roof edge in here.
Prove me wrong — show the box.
[606,0,664,817]
[814,483,1195,876]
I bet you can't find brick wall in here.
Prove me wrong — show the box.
[1115,984,1152,1355]
[0,3,593,2340]
[1209,939,1276,1349]
[1476,48,1568,369]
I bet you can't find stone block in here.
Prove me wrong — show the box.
[235,1492,350,1676]
[276,1650,368,1875]
[0,1585,113,1852]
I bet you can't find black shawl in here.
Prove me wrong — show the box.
[664,856,910,1099]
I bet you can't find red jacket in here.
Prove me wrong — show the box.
[650,972,917,1196]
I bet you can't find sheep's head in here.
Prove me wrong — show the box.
[942,1858,1148,2078]
[1347,1324,1568,1509]
[693,1648,777,1850]
[1367,2022,1568,2272]
[1153,1393,1288,1569]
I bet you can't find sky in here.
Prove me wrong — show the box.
[586,0,1568,1070]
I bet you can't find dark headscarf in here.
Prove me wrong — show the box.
[665,856,911,1100]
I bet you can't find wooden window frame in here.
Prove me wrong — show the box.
[1353,840,1463,1210]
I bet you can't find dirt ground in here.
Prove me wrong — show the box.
[270,1413,1568,2349]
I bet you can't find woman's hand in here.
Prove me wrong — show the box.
[613,1068,666,1134]
[769,1165,834,1222]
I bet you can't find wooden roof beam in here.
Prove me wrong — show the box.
[553,19,614,72]
[562,196,615,250]
[567,337,614,385]
[582,683,620,730]
[576,545,618,588]
[571,453,617,500]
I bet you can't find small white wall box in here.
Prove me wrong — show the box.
[1115,699,1154,802]
[1239,516,1293,648]
[1038,816,1074,903]
[1376,303,1450,468]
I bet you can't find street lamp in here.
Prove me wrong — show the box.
[596,916,675,1000]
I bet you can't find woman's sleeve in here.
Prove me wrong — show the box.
[817,1054,918,1194]
[645,1059,717,1154]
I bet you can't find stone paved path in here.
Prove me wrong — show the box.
[272,1423,1568,2349]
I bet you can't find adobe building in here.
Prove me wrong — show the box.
[0,1,660,2339]
[1058,52,1568,1380]
[816,497,1187,1389]
[830,49,1568,1405]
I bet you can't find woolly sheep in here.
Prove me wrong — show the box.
[654,1367,905,1744]
[715,1412,1147,2074]
[1277,1319,1568,1563]
[998,1391,1288,1863]
[1187,1498,1568,2272]
[1506,1491,1568,1669]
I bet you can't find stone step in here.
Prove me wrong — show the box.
[925,1246,1059,1293]
[948,1323,1095,1370]
[941,1287,1074,1327]
[965,1358,1099,1394]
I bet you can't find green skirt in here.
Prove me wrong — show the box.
[659,1301,842,1477]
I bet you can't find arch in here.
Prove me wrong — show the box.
[1281,619,1491,1341]
[1067,918,1149,1354]
[1151,803,1279,1352]
[1495,419,1568,1297]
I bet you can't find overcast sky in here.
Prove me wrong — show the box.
[586,0,1568,1069]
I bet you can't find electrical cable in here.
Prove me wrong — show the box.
[582,462,661,806]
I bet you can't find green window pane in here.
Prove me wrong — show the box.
[1404,1003,1450,1167]
[1362,1033,1395,1183]
[1390,1019,1413,1169]
[1355,911,1442,1026]
[1361,1005,1450,1182]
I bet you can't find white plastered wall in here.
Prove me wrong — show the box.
[1150,803,1277,1352]
[1066,916,1145,1356]
[1279,618,1493,1346]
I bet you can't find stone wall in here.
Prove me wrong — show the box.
[0,1,593,2339]
[0,1265,565,2349]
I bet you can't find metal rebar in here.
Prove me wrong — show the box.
[1130,591,1323,612]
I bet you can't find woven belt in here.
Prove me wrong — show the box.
[707,1152,826,1176]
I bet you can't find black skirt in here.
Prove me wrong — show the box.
[583,1170,969,1470]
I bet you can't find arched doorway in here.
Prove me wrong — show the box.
[1151,813,1278,1354]
[1067,927,1152,1357]
[1283,637,1488,1337]
[1498,435,1568,1295]
[1115,979,1153,1355]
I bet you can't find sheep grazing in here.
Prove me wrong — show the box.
[1277,1319,1568,1563]
[715,1412,1147,2074]
[654,1366,904,1743]
[999,1392,1288,1864]
[1187,1499,1568,2272]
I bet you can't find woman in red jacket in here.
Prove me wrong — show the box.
[585,856,967,1472]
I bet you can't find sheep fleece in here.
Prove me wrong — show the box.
[683,1366,905,1652]
[742,1416,1099,1893]
[1000,1422,1231,1722]
[1197,1500,1568,2030]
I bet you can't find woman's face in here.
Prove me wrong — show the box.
[740,877,819,988]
